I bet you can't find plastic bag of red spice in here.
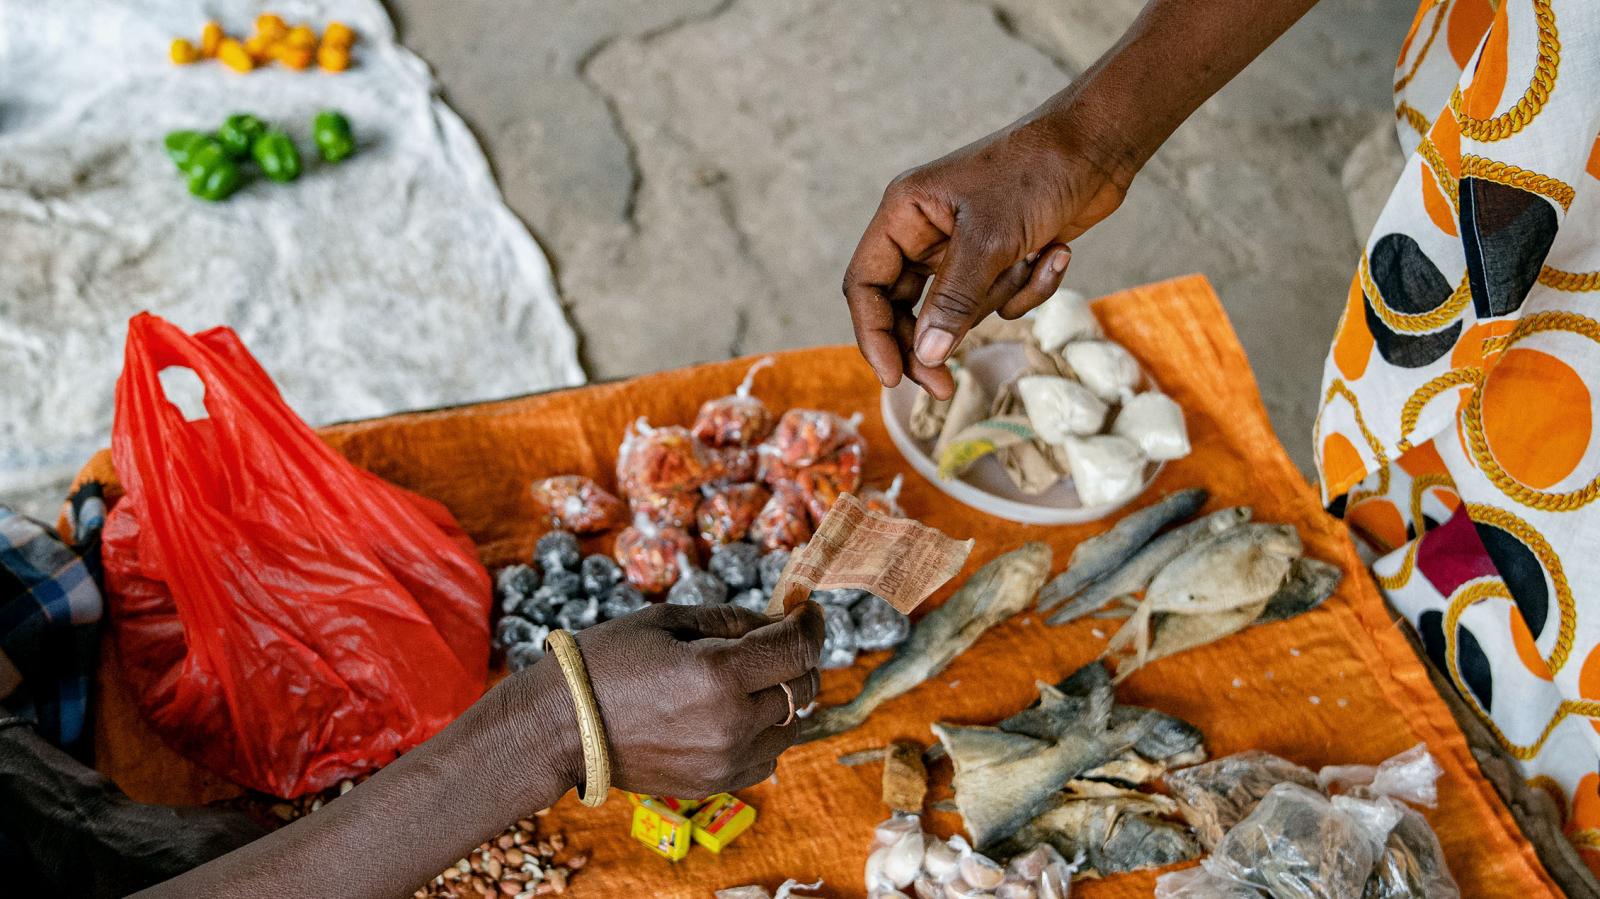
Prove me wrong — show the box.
[616,418,712,499]
[614,514,696,593]
[697,482,772,545]
[691,357,776,448]
[529,475,626,533]
[749,484,813,552]
[630,490,700,529]
[766,409,863,468]
[706,445,760,485]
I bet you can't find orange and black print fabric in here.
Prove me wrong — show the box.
[1315,0,1600,874]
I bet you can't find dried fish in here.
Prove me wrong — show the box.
[1364,802,1460,897]
[1104,524,1301,678]
[1037,488,1208,612]
[1141,556,1338,672]
[800,543,1052,742]
[932,677,1146,850]
[883,742,929,814]
[1045,506,1251,625]
[1257,558,1342,624]
[996,794,1199,877]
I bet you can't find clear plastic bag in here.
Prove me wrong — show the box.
[1360,800,1460,898]
[693,357,777,448]
[1154,867,1264,898]
[716,879,825,899]
[616,417,713,499]
[1203,783,1375,899]
[528,475,626,533]
[1167,750,1318,850]
[697,482,772,545]
[1317,742,1441,808]
[613,514,695,593]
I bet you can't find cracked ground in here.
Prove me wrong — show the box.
[388,0,1414,474]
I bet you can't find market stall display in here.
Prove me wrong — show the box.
[71,276,1562,897]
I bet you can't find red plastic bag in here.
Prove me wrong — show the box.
[101,314,491,798]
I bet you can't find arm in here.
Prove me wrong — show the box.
[135,603,825,899]
[844,0,1323,399]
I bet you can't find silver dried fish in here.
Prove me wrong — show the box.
[1037,488,1208,612]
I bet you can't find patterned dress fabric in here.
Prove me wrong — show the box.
[1315,0,1600,873]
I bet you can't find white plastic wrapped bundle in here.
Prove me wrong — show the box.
[1112,392,1190,461]
[1016,376,1108,443]
[1031,287,1101,352]
[1062,341,1141,403]
[1062,435,1147,506]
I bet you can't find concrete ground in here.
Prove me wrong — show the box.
[389,0,1412,476]
[5,0,1410,519]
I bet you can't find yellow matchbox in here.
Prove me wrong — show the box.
[622,791,707,816]
[688,793,756,853]
[630,798,693,861]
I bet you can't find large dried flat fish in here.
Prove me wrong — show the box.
[1105,524,1301,678]
[932,677,1144,851]
[800,542,1052,743]
[1036,488,1209,612]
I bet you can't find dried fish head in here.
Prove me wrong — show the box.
[934,678,1147,851]
[1257,558,1342,624]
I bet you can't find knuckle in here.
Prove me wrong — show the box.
[929,288,981,319]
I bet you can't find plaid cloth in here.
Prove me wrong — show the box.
[0,483,105,756]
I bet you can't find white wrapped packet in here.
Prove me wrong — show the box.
[1017,375,1108,443]
[1063,435,1147,506]
[1112,392,1191,460]
[1031,287,1100,352]
[1063,341,1141,403]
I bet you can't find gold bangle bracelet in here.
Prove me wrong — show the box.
[544,629,611,806]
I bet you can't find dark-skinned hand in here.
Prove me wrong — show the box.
[843,109,1135,400]
[559,601,825,798]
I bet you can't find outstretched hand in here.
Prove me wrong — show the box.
[843,112,1134,400]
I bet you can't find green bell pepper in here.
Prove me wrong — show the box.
[217,113,267,159]
[184,142,243,201]
[251,130,302,183]
[312,110,355,162]
[164,131,219,171]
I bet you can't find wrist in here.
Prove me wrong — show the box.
[500,655,585,797]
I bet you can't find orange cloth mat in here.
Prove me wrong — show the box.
[73,275,1558,897]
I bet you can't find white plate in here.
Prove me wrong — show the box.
[880,342,1163,525]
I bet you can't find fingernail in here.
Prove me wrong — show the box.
[1049,249,1071,274]
[915,330,955,366]
[1025,251,1039,264]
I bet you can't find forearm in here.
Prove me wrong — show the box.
[1028,0,1323,175]
[134,661,581,899]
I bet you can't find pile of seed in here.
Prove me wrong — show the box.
[413,813,587,898]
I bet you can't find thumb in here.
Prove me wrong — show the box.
[914,230,1009,367]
